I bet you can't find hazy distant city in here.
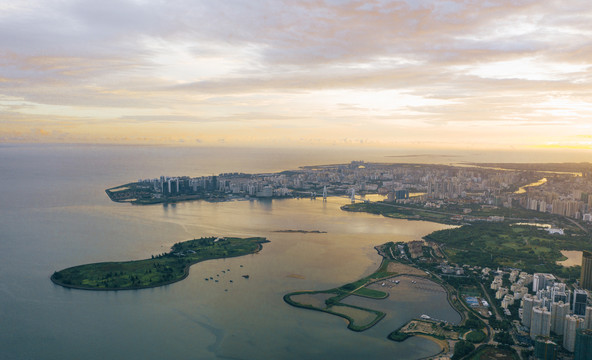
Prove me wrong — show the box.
[114,162,592,223]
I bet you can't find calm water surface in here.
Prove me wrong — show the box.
[1,145,463,360]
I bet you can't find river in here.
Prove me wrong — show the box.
[0,144,466,360]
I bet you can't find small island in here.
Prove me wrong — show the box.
[273,229,327,234]
[51,236,268,290]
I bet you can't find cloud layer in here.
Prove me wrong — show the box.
[1,0,591,149]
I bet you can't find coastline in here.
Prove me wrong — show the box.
[415,334,448,354]
[51,237,268,291]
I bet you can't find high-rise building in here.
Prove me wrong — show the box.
[574,329,592,360]
[395,189,409,200]
[534,337,558,360]
[581,251,592,291]
[552,283,569,304]
[531,306,551,339]
[573,290,588,316]
[551,301,570,335]
[585,306,592,330]
[523,294,535,327]
[564,315,586,352]
[533,273,556,292]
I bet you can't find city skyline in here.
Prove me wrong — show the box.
[1,1,592,152]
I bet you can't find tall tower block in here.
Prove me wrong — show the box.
[574,329,592,360]
[523,294,534,327]
[581,251,592,291]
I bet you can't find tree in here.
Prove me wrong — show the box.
[452,340,475,360]
[494,331,514,345]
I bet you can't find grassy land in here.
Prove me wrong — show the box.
[465,329,487,343]
[468,345,519,360]
[353,287,389,299]
[344,201,588,277]
[51,237,268,290]
[425,223,587,277]
[342,201,585,232]
[342,202,460,225]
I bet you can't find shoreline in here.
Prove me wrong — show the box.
[51,238,267,291]
[415,334,448,360]
[415,334,448,354]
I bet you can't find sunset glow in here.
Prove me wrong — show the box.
[1,0,591,152]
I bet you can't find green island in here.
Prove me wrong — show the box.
[51,237,268,290]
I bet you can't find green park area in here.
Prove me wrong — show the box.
[342,202,458,224]
[425,222,587,277]
[343,201,587,277]
[51,237,268,290]
[467,345,520,360]
[342,201,584,229]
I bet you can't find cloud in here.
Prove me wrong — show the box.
[0,0,591,149]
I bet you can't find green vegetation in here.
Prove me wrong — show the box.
[465,329,486,343]
[493,331,514,345]
[352,287,388,299]
[388,330,410,342]
[51,237,268,290]
[452,340,475,360]
[468,345,519,360]
[425,222,587,276]
[343,199,588,277]
[488,319,511,331]
[343,200,585,231]
[342,202,459,224]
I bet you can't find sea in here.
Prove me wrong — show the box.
[1,144,585,360]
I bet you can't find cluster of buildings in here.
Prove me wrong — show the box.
[138,173,292,198]
[490,269,591,353]
[132,163,592,225]
[492,251,592,357]
[138,175,218,197]
[524,174,592,221]
[135,162,583,204]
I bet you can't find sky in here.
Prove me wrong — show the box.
[1,0,592,151]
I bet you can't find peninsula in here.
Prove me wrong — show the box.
[51,237,268,290]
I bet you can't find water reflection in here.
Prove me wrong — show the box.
[514,178,547,194]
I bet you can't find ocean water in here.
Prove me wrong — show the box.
[0,144,478,359]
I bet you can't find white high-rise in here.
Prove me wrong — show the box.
[585,306,592,330]
[523,294,534,327]
[551,301,569,335]
[533,273,555,292]
[564,315,585,352]
[530,306,551,339]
